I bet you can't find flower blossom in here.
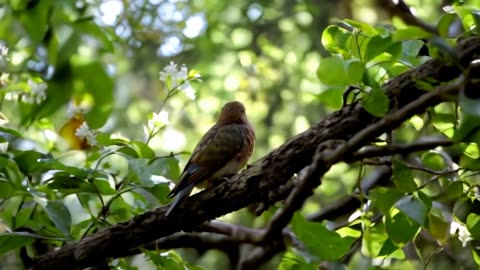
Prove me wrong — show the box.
[450,221,473,247]
[159,61,199,100]
[21,79,47,104]
[148,110,169,130]
[75,122,97,146]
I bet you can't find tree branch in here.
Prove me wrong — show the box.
[347,137,454,162]
[378,0,438,34]
[257,73,464,245]
[31,36,480,270]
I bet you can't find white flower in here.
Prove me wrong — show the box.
[450,221,473,247]
[66,104,90,118]
[158,61,197,99]
[148,110,169,129]
[75,122,97,146]
[28,79,47,96]
[22,79,47,104]
[159,61,179,82]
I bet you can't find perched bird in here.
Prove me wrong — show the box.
[166,101,255,216]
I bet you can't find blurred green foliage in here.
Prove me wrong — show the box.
[1,0,480,269]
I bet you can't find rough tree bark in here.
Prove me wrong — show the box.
[31,36,480,270]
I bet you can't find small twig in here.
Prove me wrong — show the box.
[348,138,453,162]
[379,0,438,35]
[405,163,454,175]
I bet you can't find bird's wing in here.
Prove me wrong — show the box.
[167,124,245,197]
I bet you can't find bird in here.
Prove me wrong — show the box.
[165,101,255,216]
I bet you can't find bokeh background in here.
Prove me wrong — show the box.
[0,0,467,269]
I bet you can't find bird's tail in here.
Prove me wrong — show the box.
[165,185,194,216]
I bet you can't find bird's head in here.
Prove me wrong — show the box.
[218,101,248,124]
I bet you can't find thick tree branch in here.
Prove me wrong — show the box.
[31,36,480,270]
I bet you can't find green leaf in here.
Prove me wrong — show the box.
[349,33,369,60]
[445,181,464,200]
[279,250,316,270]
[437,13,459,38]
[386,211,420,244]
[73,62,114,129]
[0,157,24,185]
[129,141,155,159]
[395,195,430,226]
[473,248,480,266]
[454,92,480,143]
[91,179,116,195]
[321,25,352,56]
[369,187,404,215]
[365,35,393,62]
[291,213,356,261]
[345,59,365,84]
[128,157,179,187]
[115,258,140,270]
[149,157,181,181]
[0,234,34,256]
[467,213,480,239]
[25,72,74,125]
[47,176,97,195]
[363,223,406,258]
[392,159,418,193]
[421,152,446,171]
[431,111,456,138]
[425,213,449,243]
[362,87,389,117]
[417,191,432,212]
[453,4,480,32]
[13,150,45,175]
[128,159,154,186]
[317,87,344,109]
[44,201,72,238]
[343,19,379,36]
[0,180,15,199]
[0,126,23,138]
[143,250,184,270]
[317,55,349,86]
[385,42,403,61]
[108,195,136,220]
[387,64,410,76]
[317,56,364,87]
[19,0,51,44]
[393,26,432,41]
[146,183,171,204]
[378,238,399,256]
